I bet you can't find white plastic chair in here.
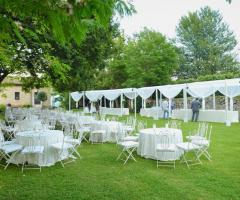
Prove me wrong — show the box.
[115,125,138,165]
[64,128,83,159]
[51,136,76,168]
[176,132,202,169]
[0,141,22,170]
[89,124,107,144]
[186,122,208,141]
[155,132,177,169]
[21,137,44,172]
[192,125,212,161]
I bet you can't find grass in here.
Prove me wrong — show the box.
[0,115,240,200]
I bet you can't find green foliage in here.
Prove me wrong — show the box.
[37,91,48,102]
[53,20,121,92]
[176,6,239,79]
[0,104,6,115]
[22,104,32,108]
[174,71,240,84]
[0,0,135,89]
[98,28,179,89]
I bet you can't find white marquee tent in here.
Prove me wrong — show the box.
[70,78,240,124]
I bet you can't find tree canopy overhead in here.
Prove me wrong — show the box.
[0,0,135,89]
[176,6,239,79]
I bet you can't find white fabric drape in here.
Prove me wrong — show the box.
[187,84,218,98]
[157,85,184,99]
[137,87,155,100]
[70,92,83,102]
[85,91,103,102]
[103,91,120,101]
[124,92,136,100]
[218,85,240,98]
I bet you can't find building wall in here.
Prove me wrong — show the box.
[0,85,52,107]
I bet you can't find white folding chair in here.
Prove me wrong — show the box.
[115,125,138,165]
[168,120,181,129]
[192,125,212,161]
[187,122,208,141]
[64,129,83,159]
[75,121,90,143]
[21,136,44,172]
[89,124,107,144]
[155,132,177,169]
[176,132,202,169]
[51,136,76,168]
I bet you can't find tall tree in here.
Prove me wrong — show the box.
[52,21,121,92]
[176,6,239,79]
[0,0,135,87]
[100,28,179,88]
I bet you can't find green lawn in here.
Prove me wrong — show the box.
[0,116,240,200]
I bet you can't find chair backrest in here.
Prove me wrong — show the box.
[0,129,5,143]
[198,122,208,137]
[206,125,212,143]
[158,133,171,149]
[169,120,181,129]
[137,121,145,131]
[116,124,126,144]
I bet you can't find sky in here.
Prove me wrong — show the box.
[119,0,240,55]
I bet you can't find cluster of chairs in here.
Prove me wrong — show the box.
[115,119,212,170]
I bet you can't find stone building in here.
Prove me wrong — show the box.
[0,76,52,108]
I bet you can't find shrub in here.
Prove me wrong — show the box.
[37,91,48,102]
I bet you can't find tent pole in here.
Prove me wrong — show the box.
[83,92,85,109]
[121,94,123,116]
[183,88,188,122]
[168,98,172,118]
[156,89,159,119]
[225,80,230,126]
[230,97,233,111]
[69,92,71,111]
[134,91,137,119]
[213,93,216,110]
[160,92,162,109]
[202,98,205,110]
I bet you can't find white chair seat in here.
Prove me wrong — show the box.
[64,138,80,145]
[118,141,138,149]
[91,130,106,134]
[176,142,200,151]
[186,135,206,140]
[124,126,134,132]
[0,144,22,154]
[191,139,209,146]
[22,146,44,154]
[1,139,16,146]
[124,136,138,142]
[156,144,177,152]
[82,127,91,132]
[52,142,73,150]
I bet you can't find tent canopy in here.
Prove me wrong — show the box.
[71,78,240,101]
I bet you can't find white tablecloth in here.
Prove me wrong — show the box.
[100,107,129,116]
[140,108,164,119]
[137,128,183,161]
[90,121,122,142]
[12,130,66,166]
[15,119,43,131]
[172,109,239,123]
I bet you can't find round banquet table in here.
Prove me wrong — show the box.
[90,121,121,142]
[12,130,66,167]
[137,128,183,161]
[15,119,43,131]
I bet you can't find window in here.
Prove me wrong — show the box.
[15,92,20,100]
[34,92,41,105]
